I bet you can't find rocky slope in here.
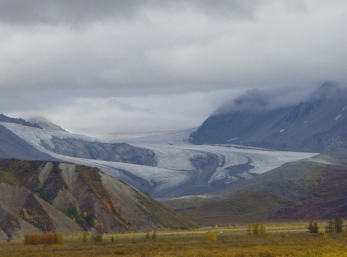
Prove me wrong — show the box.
[0,159,195,240]
[165,151,347,225]
[190,83,347,153]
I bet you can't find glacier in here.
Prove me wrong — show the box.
[0,122,317,199]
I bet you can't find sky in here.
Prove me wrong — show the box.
[0,0,346,137]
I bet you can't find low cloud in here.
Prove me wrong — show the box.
[0,1,346,136]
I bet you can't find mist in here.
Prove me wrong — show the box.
[0,1,346,136]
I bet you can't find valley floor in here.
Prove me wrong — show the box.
[1,222,347,256]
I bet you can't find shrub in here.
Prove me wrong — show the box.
[325,218,343,233]
[334,218,343,233]
[308,221,319,233]
[209,231,217,241]
[111,235,119,243]
[82,232,88,242]
[248,223,267,235]
[152,231,157,240]
[23,233,63,245]
[93,233,103,242]
[114,249,126,255]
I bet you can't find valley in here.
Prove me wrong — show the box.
[0,122,316,199]
[0,83,347,242]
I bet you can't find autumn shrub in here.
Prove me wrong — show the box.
[248,223,266,235]
[152,231,157,240]
[82,232,88,242]
[209,231,217,241]
[23,233,63,245]
[93,233,103,242]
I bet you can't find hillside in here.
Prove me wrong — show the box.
[0,159,195,240]
[0,125,57,161]
[190,83,347,152]
[164,151,347,225]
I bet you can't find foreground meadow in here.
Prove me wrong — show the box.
[1,223,347,257]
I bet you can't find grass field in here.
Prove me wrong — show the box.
[1,222,347,256]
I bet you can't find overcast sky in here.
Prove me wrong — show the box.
[1,0,346,137]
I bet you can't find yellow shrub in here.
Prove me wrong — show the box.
[23,233,63,245]
[209,231,217,241]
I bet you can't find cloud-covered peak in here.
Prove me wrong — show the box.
[309,82,345,100]
[27,116,67,132]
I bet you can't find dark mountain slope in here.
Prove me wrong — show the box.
[165,151,347,225]
[0,125,56,161]
[190,83,347,152]
[0,114,39,129]
[0,159,195,240]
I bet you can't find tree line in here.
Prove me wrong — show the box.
[308,218,345,233]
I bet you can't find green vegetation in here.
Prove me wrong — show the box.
[0,160,44,186]
[308,221,319,233]
[326,218,344,233]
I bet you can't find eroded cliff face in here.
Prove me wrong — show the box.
[0,159,195,240]
[44,139,157,166]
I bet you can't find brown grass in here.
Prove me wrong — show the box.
[1,223,347,256]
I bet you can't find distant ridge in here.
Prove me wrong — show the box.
[0,114,40,129]
[190,83,347,152]
[27,116,67,132]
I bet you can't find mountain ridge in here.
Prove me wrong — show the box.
[190,83,347,152]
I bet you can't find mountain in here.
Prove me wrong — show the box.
[165,151,347,225]
[27,117,67,132]
[0,159,195,240]
[190,83,347,152]
[0,124,57,161]
[0,114,40,129]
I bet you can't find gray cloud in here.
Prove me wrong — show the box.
[0,0,144,25]
[0,0,346,136]
[0,0,272,26]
